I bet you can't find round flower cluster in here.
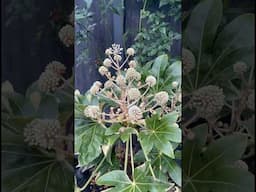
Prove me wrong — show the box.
[233,61,247,74]
[247,90,255,111]
[38,71,60,92]
[128,88,141,100]
[126,68,141,81]
[154,91,169,106]
[182,48,195,75]
[38,61,66,93]
[58,24,74,47]
[45,61,66,75]
[190,85,225,118]
[84,105,100,119]
[128,105,143,121]
[24,119,61,150]
[83,45,171,124]
[89,81,102,95]
[146,76,156,87]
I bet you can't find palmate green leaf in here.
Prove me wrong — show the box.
[139,112,181,158]
[152,152,181,187]
[96,166,169,192]
[75,119,105,165]
[183,125,254,192]
[1,127,73,192]
[199,14,255,85]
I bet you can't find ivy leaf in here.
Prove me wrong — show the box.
[183,125,254,192]
[96,166,169,192]
[139,112,181,158]
[75,119,105,165]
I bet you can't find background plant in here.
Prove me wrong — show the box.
[75,0,96,66]
[1,63,74,191]
[182,0,254,191]
[75,45,182,191]
[133,0,181,65]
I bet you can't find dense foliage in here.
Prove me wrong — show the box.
[75,45,181,191]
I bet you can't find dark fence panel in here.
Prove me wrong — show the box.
[75,0,115,92]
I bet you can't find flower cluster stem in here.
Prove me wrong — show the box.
[130,134,135,179]
[124,138,129,173]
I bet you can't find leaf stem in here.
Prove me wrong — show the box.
[130,134,135,179]
[79,156,106,191]
[124,138,129,173]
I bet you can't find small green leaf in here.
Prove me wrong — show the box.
[139,113,181,157]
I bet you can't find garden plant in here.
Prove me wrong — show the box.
[75,44,182,191]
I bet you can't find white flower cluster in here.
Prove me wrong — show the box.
[24,119,61,150]
[89,81,102,95]
[190,85,225,118]
[83,45,171,124]
[58,24,74,47]
[84,105,100,119]
[182,48,195,75]
[45,61,66,75]
[38,61,66,93]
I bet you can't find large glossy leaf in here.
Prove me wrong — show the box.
[149,55,181,93]
[166,60,182,84]
[200,14,255,85]
[151,54,169,79]
[139,112,181,158]
[183,125,254,192]
[96,166,169,192]
[214,14,255,58]
[184,0,222,53]
[75,119,105,165]
[152,152,181,186]
[1,127,73,192]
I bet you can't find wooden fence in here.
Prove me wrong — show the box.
[75,0,181,92]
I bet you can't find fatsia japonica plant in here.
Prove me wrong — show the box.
[182,0,255,191]
[75,44,182,191]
